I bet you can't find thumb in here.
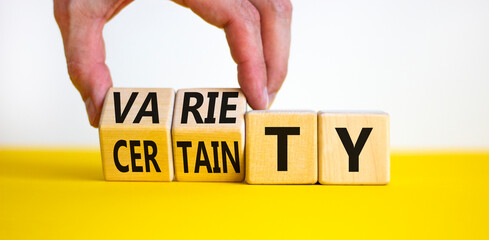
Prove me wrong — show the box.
[55,3,112,127]
[68,61,112,127]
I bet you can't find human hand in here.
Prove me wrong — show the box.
[54,0,292,127]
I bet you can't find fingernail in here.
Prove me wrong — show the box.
[263,87,269,110]
[268,92,277,109]
[85,98,96,126]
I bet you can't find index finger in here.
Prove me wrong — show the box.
[249,0,292,107]
[172,0,269,110]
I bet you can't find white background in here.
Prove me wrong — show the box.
[1,0,488,148]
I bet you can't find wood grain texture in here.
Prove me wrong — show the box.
[245,111,318,184]
[172,88,246,181]
[318,111,390,185]
[99,88,175,181]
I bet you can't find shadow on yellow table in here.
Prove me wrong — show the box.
[1,148,488,239]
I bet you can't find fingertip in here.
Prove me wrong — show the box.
[262,86,269,109]
[244,86,268,110]
[267,91,277,109]
[84,77,111,128]
[85,98,98,128]
[237,60,268,110]
[92,82,112,128]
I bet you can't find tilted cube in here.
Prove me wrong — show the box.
[172,88,246,182]
[99,88,175,181]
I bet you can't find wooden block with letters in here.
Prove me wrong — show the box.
[318,111,390,185]
[172,88,246,182]
[99,88,175,181]
[245,111,318,184]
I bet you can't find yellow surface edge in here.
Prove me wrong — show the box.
[1,148,488,239]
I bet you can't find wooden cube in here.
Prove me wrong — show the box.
[245,111,318,184]
[99,88,175,181]
[172,88,246,182]
[318,111,390,185]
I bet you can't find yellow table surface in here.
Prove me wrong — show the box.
[1,149,488,239]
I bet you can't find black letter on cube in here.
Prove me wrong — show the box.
[265,127,300,171]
